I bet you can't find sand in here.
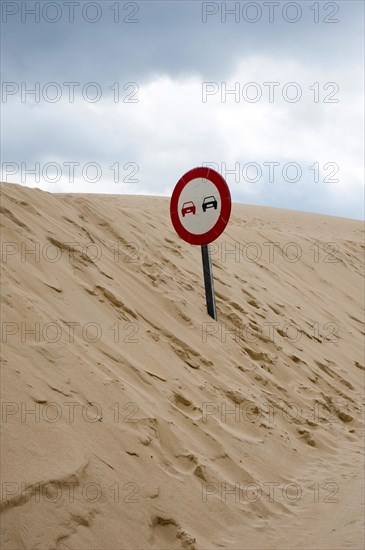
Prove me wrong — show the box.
[0,182,364,549]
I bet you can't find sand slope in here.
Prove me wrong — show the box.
[0,182,364,549]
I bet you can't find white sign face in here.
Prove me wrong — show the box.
[170,166,231,246]
[177,178,222,235]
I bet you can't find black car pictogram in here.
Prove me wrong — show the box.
[202,196,218,212]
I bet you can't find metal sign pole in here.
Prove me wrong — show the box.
[201,244,217,320]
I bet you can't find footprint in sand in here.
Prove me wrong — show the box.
[150,516,196,550]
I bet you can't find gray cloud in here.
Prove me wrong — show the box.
[1,1,364,219]
[3,1,363,82]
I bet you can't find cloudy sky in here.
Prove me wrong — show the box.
[2,0,364,218]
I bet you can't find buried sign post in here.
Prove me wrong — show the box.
[201,243,217,320]
[170,167,231,320]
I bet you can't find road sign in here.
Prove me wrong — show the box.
[170,167,231,246]
[170,167,232,320]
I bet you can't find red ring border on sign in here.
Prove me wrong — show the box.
[170,167,231,245]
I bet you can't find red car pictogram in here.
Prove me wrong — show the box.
[181,201,196,217]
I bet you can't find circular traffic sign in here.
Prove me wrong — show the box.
[170,167,231,245]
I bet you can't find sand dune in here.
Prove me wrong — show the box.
[0,182,364,549]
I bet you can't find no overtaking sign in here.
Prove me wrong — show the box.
[170,167,231,245]
[170,167,232,319]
